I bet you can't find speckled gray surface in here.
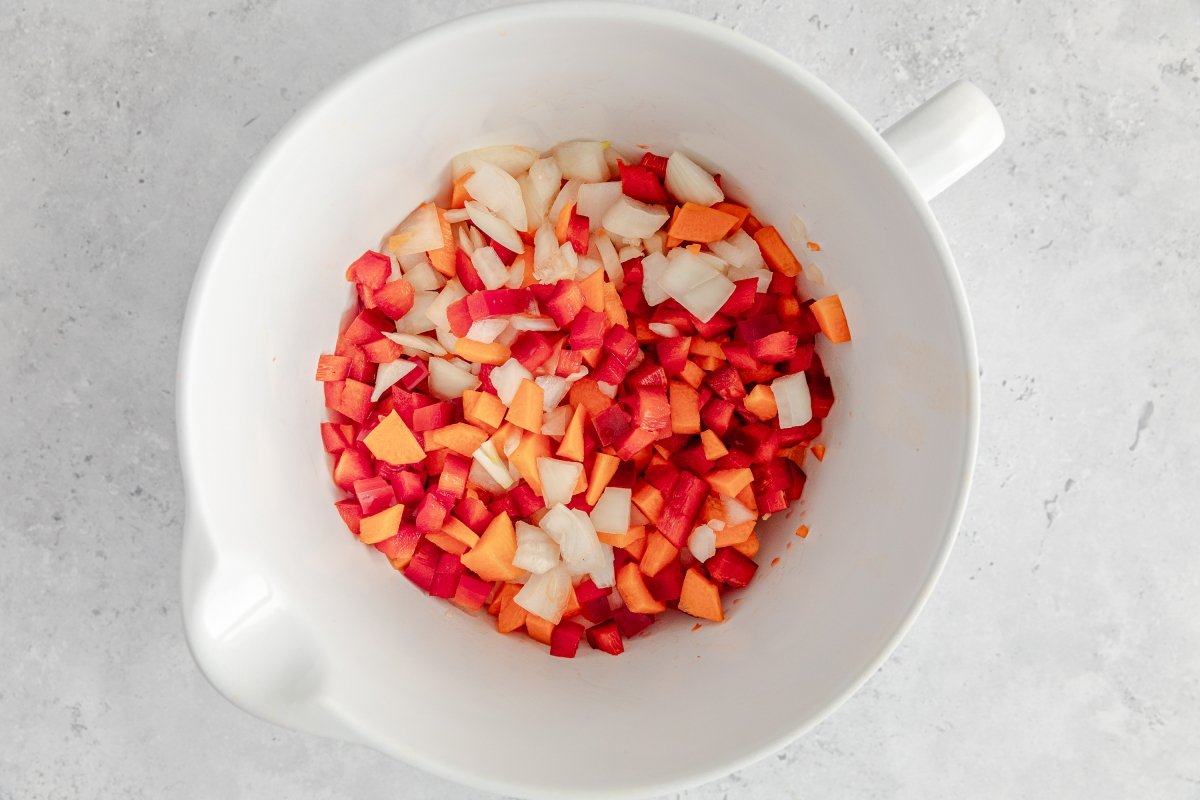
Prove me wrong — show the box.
[2,1,1199,798]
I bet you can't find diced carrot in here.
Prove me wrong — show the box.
[732,530,760,558]
[712,202,751,234]
[666,235,683,249]
[807,240,821,252]
[639,532,679,578]
[314,354,350,381]
[554,202,574,244]
[735,483,758,512]
[562,585,582,620]
[510,433,553,494]
[567,378,614,418]
[573,467,587,497]
[463,389,506,432]
[632,483,664,523]
[744,384,778,420]
[678,567,723,621]
[440,516,480,550]
[424,423,489,458]
[785,445,808,469]
[454,338,511,366]
[796,524,810,538]
[811,444,826,461]
[597,524,646,548]
[450,171,473,209]
[580,347,602,369]
[488,421,521,454]
[688,338,725,359]
[715,520,755,548]
[428,206,457,277]
[461,512,524,582]
[771,557,782,567]
[497,589,528,633]
[556,404,587,462]
[525,614,555,645]
[685,243,702,255]
[669,382,701,435]
[489,582,517,616]
[753,226,802,277]
[700,430,728,460]
[585,452,620,505]
[603,282,629,329]
[667,202,739,243]
[506,380,545,433]
[579,268,605,313]
[679,360,704,389]
[631,444,655,472]
[363,411,426,465]
[705,468,754,497]
[617,562,666,614]
[519,251,536,288]
[743,214,763,235]
[692,623,702,632]
[810,294,851,343]
[623,535,648,561]
[695,355,723,372]
[359,505,404,545]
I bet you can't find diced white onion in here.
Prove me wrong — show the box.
[395,290,438,334]
[708,229,765,270]
[658,249,736,322]
[641,251,671,307]
[648,322,680,337]
[643,232,665,255]
[465,201,524,254]
[427,357,480,400]
[602,196,669,239]
[466,159,528,231]
[382,331,447,356]
[472,440,515,490]
[728,265,773,292]
[687,524,717,562]
[721,494,756,526]
[370,360,418,402]
[590,486,631,535]
[535,375,569,412]
[397,250,430,270]
[553,140,610,182]
[465,318,509,344]
[434,325,459,355]
[665,150,724,206]
[443,208,471,224]
[510,315,559,331]
[618,244,644,263]
[541,404,573,437]
[539,505,608,582]
[403,260,445,291]
[451,144,539,180]
[468,456,508,495]
[708,518,727,531]
[424,279,466,331]
[533,221,573,284]
[470,246,511,290]
[576,181,624,229]
[537,458,583,508]
[548,179,582,224]
[514,564,571,623]
[773,371,813,429]
[596,381,618,399]
[388,203,444,256]
[490,358,533,405]
[512,522,562,575]
[576,255,602,277]
[595,232,622,287]
[520,157,563,231]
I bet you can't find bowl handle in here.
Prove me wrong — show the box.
[181,511,360,742]
[882,80,1005,201]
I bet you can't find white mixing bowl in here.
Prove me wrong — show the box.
[178,4,1002,797]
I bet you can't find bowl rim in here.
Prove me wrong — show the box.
[177,2,980,796]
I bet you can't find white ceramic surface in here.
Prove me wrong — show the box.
[178,4,1002,797]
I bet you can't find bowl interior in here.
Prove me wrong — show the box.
[180,5,976,797]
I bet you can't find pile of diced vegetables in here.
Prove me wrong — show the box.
[316,141,851,658]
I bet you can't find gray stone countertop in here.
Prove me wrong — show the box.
[1,1,1197,797]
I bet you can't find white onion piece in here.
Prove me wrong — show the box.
[558,242,579,275]
[506,258,525,289]
[397,250,429,270]
[596,381,618,399]
[451,144,538,180]
[468,225,487,251]
[643,232,665,255]
[728,265,773,292]
[435,326,459,355]
[455,225,474,255]
[590,541,616,589]
[648,322,680,337]
[618,244,644,263]
[388,203,444,256]
[490,358,533,405]
[548,179,581,224]
[469,246,510,290]
[576,181,623,229]
[688,524,717,563]
[535,375,569,412]
[665,150,724,206]
[708,229,764,270]
[403,260,445,291]
[602,196,669,239]
[698,251,729,274]
[773,371,813,429]
[510,314,559,331]
[576,255,602,278]
[721,493,756,526]
[595,233,622,287]
[540,505,605,579]
[708,518,727,531]
[590,486,631,535]
[658,249,736,322]
[514,564,571,623]
[537,458,583,508]
[533,221,573,284]
[465,201,524,254]
[370,360,418,402]
[495,322,520,347]
[465,318,509,344]
[553,140,610,182]
[563,366,589,385]
[641,251,671,306]
[466,159,527,231]
[382,331,447,356]
[424,279,466,331]
[468,456,508,495]
[443,208,470,224]
[541,404,572,437]
[520,157,563,230]
[630,505,649,527]
[472,440,515,490]
[604,145,627,176]
[395,290,438,334]
[428,357,480,400]
[512,522,561,575]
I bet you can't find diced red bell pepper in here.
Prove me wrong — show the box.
[345,250,391,291]
[649,302,696,334]
[654,336,691,377]
[362,336,404,364]
[331,378,373,424]
[320,422,356,454]
[705,547,759,588]
[374,523,421,562]
[751,331,799,363]
[437,453,471,499]
[691,313,735,339]
[603,325,640,366]
[618,162,669,204]
[644,463,681,494]
[673,443,715,476]
[543,280,584,327]
[612,605,656,638]
[720,342,758,371]
[340,308,392,346]
[550,620,586,658]
[403,538,441,592]
[373,279,416,320]
[333,444,373,491]
[575,578,614,624]
[467,287,532,321]
[657,471,709,547]
[390,470,425,505]
[478,363,496,394]
[586,619,625,655]
[768,270,795,295]
[620,283,649,317]
[736,314,782,342]
[430,551,465,599]
[509,483,545,518]
[488,492,516,518]
[593,353,630,385]
[622,258,645,286]
[700,396,735,436]
[568,211,590,254]
[454,496,495,534]
[751,459,791,514]
[720,278,758,316]
[412,401,456,432]
[446,296,474,337]
[645,558,684,603]
[806,356,836,419]
[706,366,747,402]
[555,348,584,378]
[785,342,815,374]
[334,499,364,535]
[353,476,396,515]
[626,388,670,433]
[511,331,554,371]
[639,151,669,179]
[779,416,822,445]
[626,361,668,391]
[452,572,493,611]
[568,309,608,350]
[489,237,519,266]
[415,491,452,533]
[455,248,485,292]
[591,403,632,447]
[614,426,657,460]
[784,460,807,502]
[716,450,754,470]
